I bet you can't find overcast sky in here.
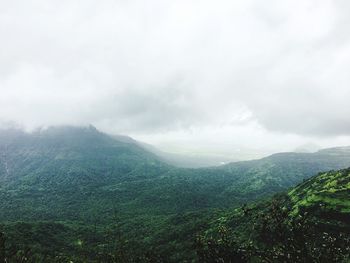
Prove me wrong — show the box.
[1,0,350,159]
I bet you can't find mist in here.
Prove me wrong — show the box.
[1,0,350,159]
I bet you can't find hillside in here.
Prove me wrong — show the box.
[1,126,350,261]
[0,126,170,222]
[1,126,350,221]
[197,168,350,262]
[288,168,350,223]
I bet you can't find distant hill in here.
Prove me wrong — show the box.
[1,126,350,261]
[1,126,350,221]
[0,126,171,222]
[217,147,350,202]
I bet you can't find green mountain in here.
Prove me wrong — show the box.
[197,168,350,262]
[1,126,350,221]
[1,126,350,261]
[288,168,350,221]
[0,126,170,222]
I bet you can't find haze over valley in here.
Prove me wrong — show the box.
[1,0,350,262]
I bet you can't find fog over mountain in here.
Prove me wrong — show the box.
[1,0,350,159]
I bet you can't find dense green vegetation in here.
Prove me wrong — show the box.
[0,126,350,262]
[196,169,350,262]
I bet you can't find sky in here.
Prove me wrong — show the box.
[1,0,350,159]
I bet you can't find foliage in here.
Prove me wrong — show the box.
[1,127,350,261]
[196,169,350,262]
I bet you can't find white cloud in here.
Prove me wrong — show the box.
[1,0,350,158]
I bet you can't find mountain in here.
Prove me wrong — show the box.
[1,126,350,261]
[0,126,170,222]
[216,147,350,203]
[0,126,166,184]
[196,168,350,262]
[1,126,350,222]
[288,168,350,221]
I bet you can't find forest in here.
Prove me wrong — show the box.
[0,127,349,262]
[2,0,350,261]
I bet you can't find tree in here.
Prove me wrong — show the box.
[0,230,5,263]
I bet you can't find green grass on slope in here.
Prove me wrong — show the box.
[289,168,350,217]
[194,168,350,262]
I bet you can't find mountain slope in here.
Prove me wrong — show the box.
[0,126,170,222]
[209,148,350,205]
[197,168,350,262]
[288,168,350,222]
[1,127,350,261]
[1,126,350,223]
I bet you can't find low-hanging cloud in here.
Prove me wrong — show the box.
[1,0,350,156]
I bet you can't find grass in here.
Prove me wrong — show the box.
[288,169,350,217]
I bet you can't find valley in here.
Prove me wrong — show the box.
[0,126,350,262]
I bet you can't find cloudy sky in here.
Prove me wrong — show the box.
[1,0,350,159]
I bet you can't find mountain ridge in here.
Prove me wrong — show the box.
[1,125,350,222]
[1,126,350,261]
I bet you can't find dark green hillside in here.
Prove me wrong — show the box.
[219,148,350,201]
[1,126,350,261]
[197,168,350,262]
[0,126,170,222]
[2,126,350,224]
